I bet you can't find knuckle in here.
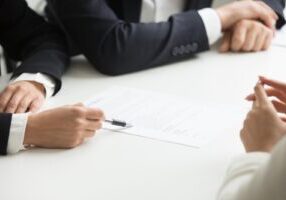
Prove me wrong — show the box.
[8,101,17,109]
[233,35,244,45]
[18,103,27,110]
[71,107,85,117]
[96,109,105,118]
[250,2,257,11]
[6,85,16,92]
[67,141,79,148]
[70,132,82,142]
[265,28,273,36]
[260,105,270,113]
[74,118,84,128]
[0,101,5,108]
[18,85,27,92]
[237,20,245,28]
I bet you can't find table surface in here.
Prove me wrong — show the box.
[0,44,286,200]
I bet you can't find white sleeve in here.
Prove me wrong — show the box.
[7,113,28,154]
[218,137,286,200]
[11,73,56,98]
[198,8,222,45]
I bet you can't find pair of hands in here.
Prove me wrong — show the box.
[216,1,277,52]
[241,77,286,152]
[0,81,105,149]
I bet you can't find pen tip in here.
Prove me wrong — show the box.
[126,123,133,128]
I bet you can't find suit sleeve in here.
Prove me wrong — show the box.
[0,113,12,155]
[260,0,285,28]
[0,0,70,95]
[47,0,209,75]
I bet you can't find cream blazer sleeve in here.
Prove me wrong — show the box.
[217,136,286,200]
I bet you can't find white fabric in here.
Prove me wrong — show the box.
[218,137,286,200]
[141,0,185,23]
[140,0,222,45]
[7,113,28,154]
[198,8,222,45]
[12,73,56,98]
[140,0,156,23]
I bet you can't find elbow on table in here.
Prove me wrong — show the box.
[89,55,144,76]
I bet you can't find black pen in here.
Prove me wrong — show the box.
[104,119,133,128]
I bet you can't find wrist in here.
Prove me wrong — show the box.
[216,5,237,31]
[23,113,38,145]
[28,81,46,97]
[245,146,272,153]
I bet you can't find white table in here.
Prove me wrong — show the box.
[0,45,286,200]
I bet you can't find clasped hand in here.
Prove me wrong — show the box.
[216,1,277,52]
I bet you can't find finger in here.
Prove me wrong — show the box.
[85,120,102,131]
[259,76,286,91]
[75,138,84,146]
[272,100,286,113]
[29,98,44,113]
[83,130,96,138]
[254,82,271,107]
[5,92,26,113]
[74,102,84,107]
[246,93,255,101]
[0,89,14,112]
[256,2,277,29]
[262,31,274,50]
[252,100,256,109]
[280,116,286,123]
[253,28,267,52]
[15,95,33,113]
[219,32,231,52]
[256,2,278,22]
[265,88,286,102]
[86,108,105,120]
[242,25,257,51]
[231,24,247,52]
[246,87,286,103]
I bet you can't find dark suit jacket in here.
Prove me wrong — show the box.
[0,113,12,155]
[47,0,285,75]
[0,0,69,155]
[0,0,69,95]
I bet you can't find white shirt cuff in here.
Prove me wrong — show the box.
[198,8,222,45]
[11,73,56,98]
[7,113,28,154]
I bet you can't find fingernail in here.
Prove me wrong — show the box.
[259,75,266,80]
[245,95,252,100]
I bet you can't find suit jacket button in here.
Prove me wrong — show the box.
[187,43,198,53]
[172,47,179,56]
[179,45,186,55]
[185,45,190,53]
[191,43,198,52]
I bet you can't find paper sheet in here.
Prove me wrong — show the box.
[86,87,246,148]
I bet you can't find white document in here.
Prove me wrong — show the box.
[86,87,246,148]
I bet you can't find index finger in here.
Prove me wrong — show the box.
[219,32,231,53]
[259,76,286,91]
[254,82,270,106]
[257,1,278,20]
[86,107,105,120]
[256,3,277,29]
